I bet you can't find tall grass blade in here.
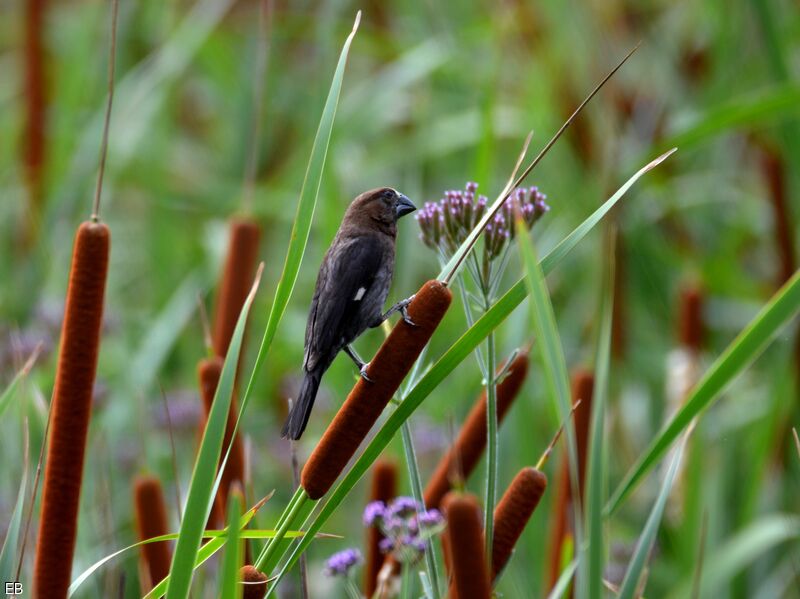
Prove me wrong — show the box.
[219,493,243,599]
[546,558,578,599]
[582,236,614,599]
[618,435,688,599]
[267,152,672,584]
[667,515,800,599]
[607,268,800,514]
[165,267,262,599]
[656,84,800,155]
[0,422,28,582]
[514,210,581,555]
[242,11,361,406]
[0,345,40,418]
[69,498,271,597]
[128,270,204,394]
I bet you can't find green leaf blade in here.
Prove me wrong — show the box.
[607,268,800,515]
[164,269,262,599]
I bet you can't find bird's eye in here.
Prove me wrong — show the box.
[381,190,395,202]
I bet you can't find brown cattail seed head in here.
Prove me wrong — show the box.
[301,280,452,500]
[759,148,796,287]
[365,459,398,596]
[33,221,110,598]
[213,218,261,358]
[491,468,547,580]
[241,565,268,599]
[442,492,491,599]
[424,352,529,510]
[678,285,705,353]
[197,356,246,514]
[133,475,172,591]
[572,370,594,499]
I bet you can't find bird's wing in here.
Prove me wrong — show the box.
[304,235,384,371]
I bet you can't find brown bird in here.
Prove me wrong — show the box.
[282,187,417,440]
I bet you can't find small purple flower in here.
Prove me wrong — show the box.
[324,548,362,577]
[378,537,395,554]
[388,496,419,518]
[416,181,549,271]
[382,516,405,536]
[363,500,386,527]
[416,509,443,529]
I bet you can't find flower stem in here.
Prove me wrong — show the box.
[345,577,363,599]
[401,421,442,598]
[400,562,412,599]
[483,329,498,562]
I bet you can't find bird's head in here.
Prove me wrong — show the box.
[346,187,416,235]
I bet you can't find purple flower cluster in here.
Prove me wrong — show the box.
[416,181,549,260]
[363,497,445,564]
[324,548,363,577]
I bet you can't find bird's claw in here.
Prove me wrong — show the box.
[360,362,374,383]
[400,295,417,327]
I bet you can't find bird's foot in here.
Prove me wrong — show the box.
[359,362,374,383]
[399,295,417,327]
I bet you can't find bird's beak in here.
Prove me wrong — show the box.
[395,193,416,219]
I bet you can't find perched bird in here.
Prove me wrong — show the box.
[282,187,417,440]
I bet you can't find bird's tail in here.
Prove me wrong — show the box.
[281,370,322,440]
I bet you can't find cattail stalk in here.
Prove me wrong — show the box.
[133,475,172,592]
[32,222,110,597]
[679,286,705,354]
[209,219,259,517]
[547,370,594,590]
[32,1,117,594]
[365,459,398,596]
[241,564,269,599]
[198,357,246,525]
[443,493,491,599]
[759,145,796,288]
[491,467,547,581]
[424,352,529,510]
[301,280,452,500]
[213,218,262,359]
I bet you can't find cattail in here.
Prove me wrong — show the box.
[547,369,594,590]
[679,43,710,86]
[213,218,261,359]
[22,0,47,243]
[424,352,529,510]
[365,459,398,597]
[442,493,491,599]
[571,371,594,496]
[491,467,547,580]
[758,147,796,287]
[678,286,705,353]
[241,564,269,599]
[33,221,110,597]
[197,357,246,522]
[209,218,258,517]
[133,475,172,592]
[301,280,452,500]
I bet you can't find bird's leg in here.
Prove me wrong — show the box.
[344,345,373,382]
[378,294,417,327]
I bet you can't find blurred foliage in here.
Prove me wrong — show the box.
[1,0,799,597]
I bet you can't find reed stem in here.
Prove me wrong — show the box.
[483,331,497,563]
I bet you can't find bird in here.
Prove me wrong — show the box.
[282,187,418,440]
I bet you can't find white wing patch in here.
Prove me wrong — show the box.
[354,287,366,301]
